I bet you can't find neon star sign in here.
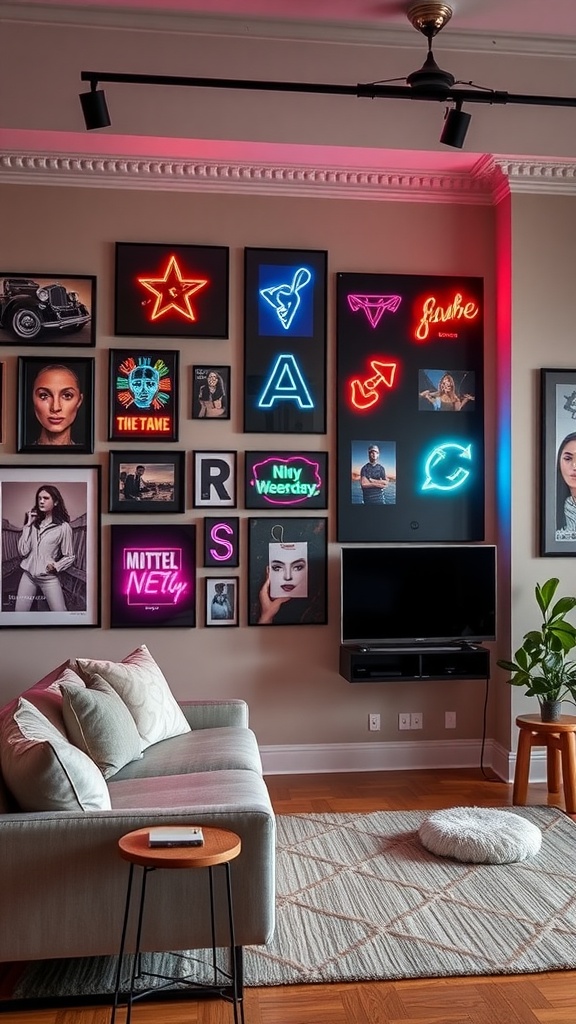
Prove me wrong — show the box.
[415,292,479,341]
[347,293,402,328]
[422,442,473,491]
[349,360,398,410]
[260,267,312,330]
[138,255,207,322]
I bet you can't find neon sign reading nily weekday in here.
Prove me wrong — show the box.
[123,548,188,604]
[415,292,479,341]
[250,456,322,506]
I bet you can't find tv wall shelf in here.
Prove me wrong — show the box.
[339,644,490,684]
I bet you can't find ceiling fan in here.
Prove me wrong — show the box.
[80,0,576,149]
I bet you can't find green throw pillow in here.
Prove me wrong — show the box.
[61,675,143,779]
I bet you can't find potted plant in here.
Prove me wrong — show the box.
[497,578,576,721]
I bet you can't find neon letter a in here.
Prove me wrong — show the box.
[257,354,314,409]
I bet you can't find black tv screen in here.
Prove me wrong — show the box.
[341,545,496,646]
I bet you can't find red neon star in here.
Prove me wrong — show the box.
[138,255,208,322]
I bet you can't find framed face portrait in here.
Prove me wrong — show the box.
[17,356,94,454]
[192,365,230,420]
[248,517,327,626]
[541,368,576,555]
[108,450,185,513]
[0,464,101,628]
[193,451,237,508]
[108,349,179,442]
[0,363,4,444]
[110,523,196,628]
[115,242,229,339]
[0,273,95,347]
[203,517,239,568]
[205,577,239,627]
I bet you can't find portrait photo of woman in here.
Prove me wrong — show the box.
[248,517,327,626]
[192,365,230,420]
[555,431,576,540]
[17,356,94,453]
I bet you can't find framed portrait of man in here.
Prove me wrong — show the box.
[108,450,185,513]
[17,356,95,454]
[108,349,179,442]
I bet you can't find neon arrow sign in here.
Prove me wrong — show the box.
[349,360,398,410]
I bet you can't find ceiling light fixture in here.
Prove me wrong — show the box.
[79,1,576,149]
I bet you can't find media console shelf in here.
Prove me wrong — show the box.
[339,644,490,684]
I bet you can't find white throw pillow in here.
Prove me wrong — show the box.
[74,644,190,750]
[61,674,144,779]
[0,698,111,812]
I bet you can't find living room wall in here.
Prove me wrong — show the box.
[0,181,500,767]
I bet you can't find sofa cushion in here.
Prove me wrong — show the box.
[60,674,144,779]
[74,644,190,750]
[0,698,111,812]
[111,726,263,781]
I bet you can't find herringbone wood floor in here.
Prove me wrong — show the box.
[3,768,576,1024]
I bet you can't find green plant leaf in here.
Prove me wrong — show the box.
[537,578,559,615]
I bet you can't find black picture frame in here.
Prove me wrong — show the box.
[247,516,327,626]
[245,450,328,510]
[205,577,239,627]
[110,523,196,628]
[17,356,95,454]
[115,242,229,338]
[203,516,240,568]
[192,365,230,420]
[243,247,327,434]
[0,464,101,627]
[108,450,185,513]
[193,451,237,508]
[0,272,96,347]
[0,362,4,444]
[108,348,179,442]
[541,368,576,555]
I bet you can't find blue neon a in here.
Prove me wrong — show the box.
[422,442,473,491]
[257,354,314,409]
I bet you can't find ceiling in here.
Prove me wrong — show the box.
[13,0,576,42]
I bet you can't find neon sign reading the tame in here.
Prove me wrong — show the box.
[250,456,322,506]
[415,292,479,341]
[123,547,188,604]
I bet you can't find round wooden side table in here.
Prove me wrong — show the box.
[112,825,242,1024]
[513,714,576,813]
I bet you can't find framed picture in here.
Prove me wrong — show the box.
[115,242,229,338]
[193,451,237,508]
[17,356,95,454]
[203,517,239,568]
[110,523,196,628]
[541,368,576,555]
[245,450,328,510]
[0,465,101,627]
[108,349,179,442]
[108,450,185,513]
[205,577,239,627]
[0,362,4,444]
[248,516,327,626]
[0,273,95,346]
[192,365,230,420]
[243,247,327,434]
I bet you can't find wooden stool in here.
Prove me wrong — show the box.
[112,825,242,1024]
[513,714,576,813]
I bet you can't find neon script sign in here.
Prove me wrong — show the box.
[123,547,188,604]
[347,293,402,328]
[138,255,207,322]
[349,359,398,410]
[248,455,323,507]
[260,267,312,330]
[415,292,479,341]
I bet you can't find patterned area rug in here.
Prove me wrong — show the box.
[9,806,576,998]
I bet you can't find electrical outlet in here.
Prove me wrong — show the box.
[398,712,411,730]
[369,713,381,731]
[445,711,457,729]
[411,712,423,730]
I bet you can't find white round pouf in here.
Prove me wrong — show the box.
[418,806,542,864]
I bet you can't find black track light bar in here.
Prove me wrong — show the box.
[80,70,576,111]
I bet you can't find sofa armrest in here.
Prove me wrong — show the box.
[179,699,249,730]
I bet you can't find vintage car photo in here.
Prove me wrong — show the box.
[0,274,95,346]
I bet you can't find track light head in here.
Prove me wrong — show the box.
[440,101,472,148]
[79,85,111,130]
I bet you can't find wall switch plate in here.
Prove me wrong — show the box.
[369,713,381,731]
[398,712,411,730]
[410,712,423,729]
[445,711,457,729]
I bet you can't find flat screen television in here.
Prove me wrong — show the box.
[341,545,496,647]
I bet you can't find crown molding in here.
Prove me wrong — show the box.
[2,2,576,58]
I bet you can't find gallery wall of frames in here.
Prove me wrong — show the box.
[0,247,486,630]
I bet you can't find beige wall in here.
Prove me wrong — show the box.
[0,183,499,751]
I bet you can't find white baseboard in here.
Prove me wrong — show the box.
[261,739,548,785]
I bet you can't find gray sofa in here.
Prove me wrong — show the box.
[0,654,276,965]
